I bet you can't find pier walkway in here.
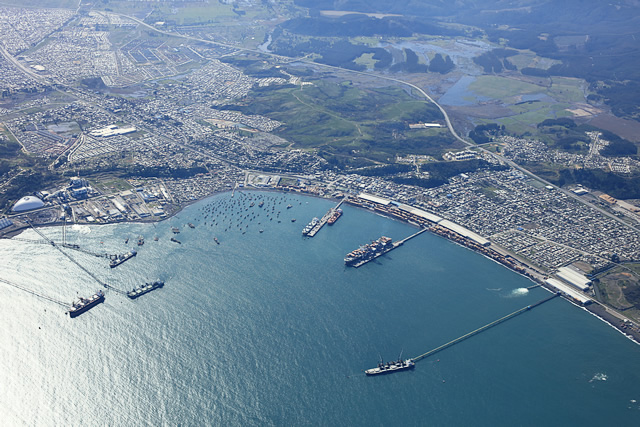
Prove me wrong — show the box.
[352,227,428,268]
[412,293,560,362]
[0,277,69,307]
[27,222,127,295]
[306,199,344,237]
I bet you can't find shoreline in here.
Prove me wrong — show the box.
[4,186,640,345]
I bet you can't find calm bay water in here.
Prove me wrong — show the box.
[1,191,640,426]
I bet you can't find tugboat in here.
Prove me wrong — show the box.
[127,281,164,299]
[68,290,105,318]
[365,358,415,376]
[110,249,137,268]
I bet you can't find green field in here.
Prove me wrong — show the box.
[595,264,640,322]
[469,75,544,100]
[234,79,460,165]
[508,50,561,70]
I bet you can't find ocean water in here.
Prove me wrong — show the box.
[1,191,640,426]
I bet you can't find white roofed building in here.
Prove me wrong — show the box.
[12,196,44,212]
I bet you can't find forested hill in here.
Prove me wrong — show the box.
[292,0,640,121]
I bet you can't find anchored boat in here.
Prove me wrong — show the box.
[69,290,105,318]
[127,281,164,299]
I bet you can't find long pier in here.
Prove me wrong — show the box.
[27,223,127,295]
[351,227,428,268]
[412,293,560,362]
[305,198,344,237]
[0,277,69,307]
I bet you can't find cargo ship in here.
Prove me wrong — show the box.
[344,236,393,266]
[110,249,137,268]
[327,208,343,225]
[365,358,415,376]
[302,217,319,235]
[127,281,164,299]
[69,290,105,318]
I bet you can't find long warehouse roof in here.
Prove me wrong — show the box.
[439,219,490,246]
[358,193,390,206]
[545,278,592,305]
[556,267,591,291]
[398,204,443,223]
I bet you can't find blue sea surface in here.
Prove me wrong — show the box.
[1,191,640,425]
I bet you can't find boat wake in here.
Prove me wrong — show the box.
[504,288,529,298]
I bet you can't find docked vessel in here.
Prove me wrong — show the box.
[69,290,105,318]
[110,249,137,268]
[302,217,319,235]
[127,281,164,299]
[344,236,393,266]
[327,208,343,225]
[365,358,415,376]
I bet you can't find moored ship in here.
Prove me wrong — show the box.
[302,217,319,235]
[127,281,164,299]
[69,290,105,318]
[344,236,393,266]
[327,208,343,225]
[365,358,415,376]
[110,249,137,268]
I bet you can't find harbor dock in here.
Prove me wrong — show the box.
[351,228,428,268]
[305,199,344,237]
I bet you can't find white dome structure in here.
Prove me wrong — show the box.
[12,196,44,212]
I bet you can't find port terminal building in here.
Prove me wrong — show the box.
[545,277,592,305]
[555,266,592,292]
[356,193,490,246]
